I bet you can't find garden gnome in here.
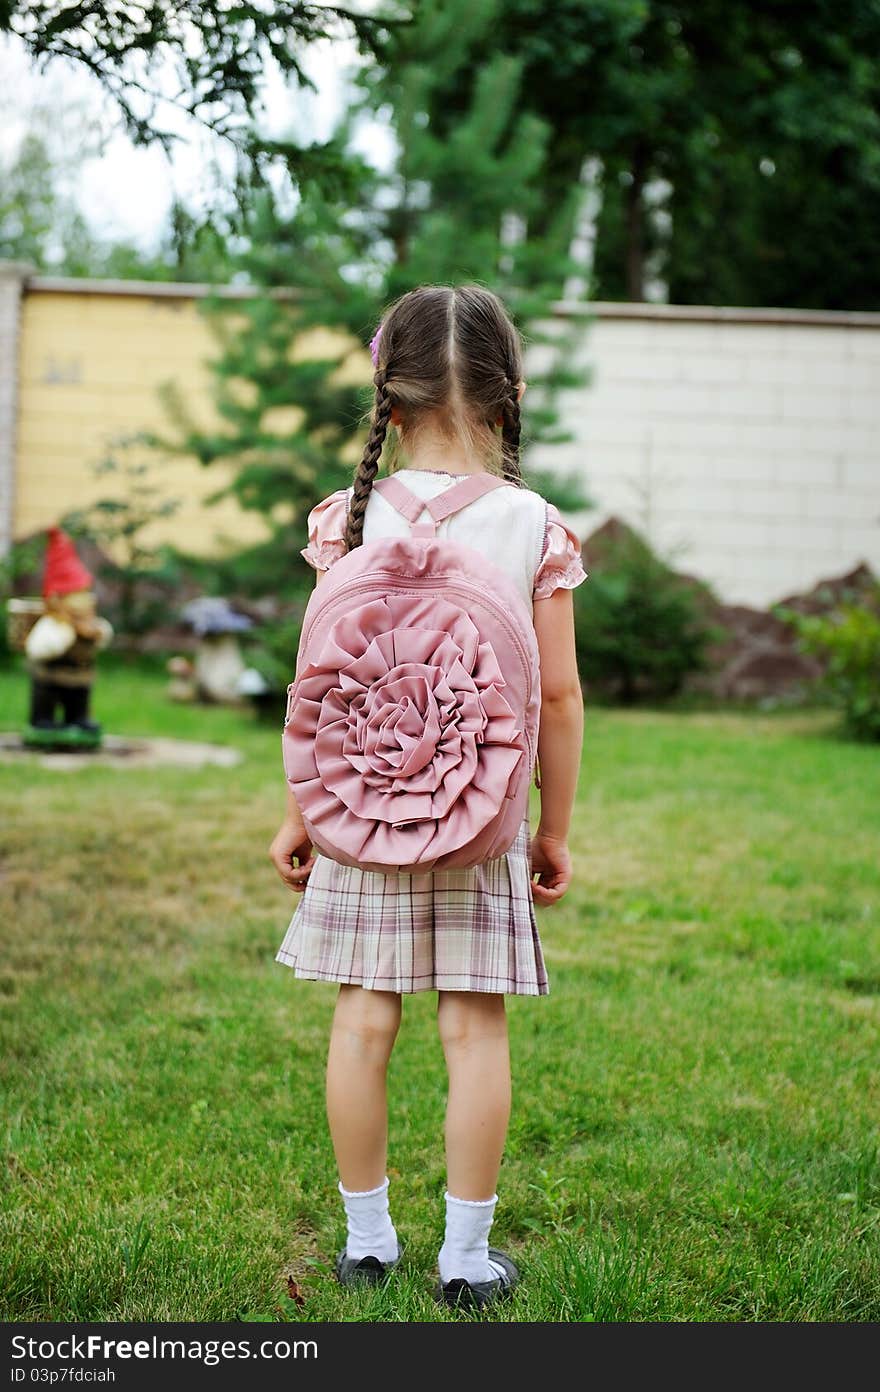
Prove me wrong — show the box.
[23,527,114,748]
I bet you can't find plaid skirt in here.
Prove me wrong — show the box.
[274,818,548,996]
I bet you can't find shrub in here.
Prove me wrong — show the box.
[241,602,310,722]
[774,580,880,742]
[61,453,185,642]
[573,527,723,704]
[0,535,45,664]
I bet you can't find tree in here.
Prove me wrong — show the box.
[150,153,384,597]
[408,1,880,308]
[61,453,185,641]
[1,1,405,185]
[152,0,592,606]
[0,130,60,266]
[0,119,239,280]
[661,10,880,310]
[354,0,593,471]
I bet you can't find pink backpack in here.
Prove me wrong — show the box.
[282,473,541,873]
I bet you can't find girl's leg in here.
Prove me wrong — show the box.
[326,985,402,1265]
[326,984,402,1192]
[437,990,511,1198]
[436,991,513,1287]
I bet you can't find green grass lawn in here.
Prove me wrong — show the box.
[1,656,878,1322]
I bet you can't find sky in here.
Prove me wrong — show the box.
[0,25,395,254]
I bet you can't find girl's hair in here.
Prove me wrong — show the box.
[344,284,525,551]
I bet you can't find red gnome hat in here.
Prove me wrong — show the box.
[42,527,94,597]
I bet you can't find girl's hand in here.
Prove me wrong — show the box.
[269,817,316,892]
[530,831,572,906]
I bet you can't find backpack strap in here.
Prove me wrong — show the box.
[372,475,426,525]
[374,473,509,538]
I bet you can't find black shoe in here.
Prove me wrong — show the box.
[335,1243,402,1288]
[436,1248,519,1309]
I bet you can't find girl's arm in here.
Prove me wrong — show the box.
[531,587,584,905]
[269,779,316,893]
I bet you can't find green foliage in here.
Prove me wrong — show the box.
[0,533,45,663]
[153,0,593,601]
[0,117,239,280]
[4,2,396,160]
[147,170,379,595]
[242,605,311,716]
[0,124,122,274]
[60,452,185,640]
[0,130,57,266]
[774,582,880,742]
[10,3,880,306]
[573,527,723,704]
[424,1,880,308]
[357,0,594,455]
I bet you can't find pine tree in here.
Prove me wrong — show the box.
[149,136,383,596]
[154,0,592,609]
[356,0,593,497]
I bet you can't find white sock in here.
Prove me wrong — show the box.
[437,1192,507,1285]
[339,1177,399,1263]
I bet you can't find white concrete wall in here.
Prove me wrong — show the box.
[528,302,880,607]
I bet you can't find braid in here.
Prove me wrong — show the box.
[500,383,523,485]
[345,371,393,551]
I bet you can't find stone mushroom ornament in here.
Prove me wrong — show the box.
[23,527,114,749]
[180,596,254,704]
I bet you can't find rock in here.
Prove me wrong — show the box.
[775,562,878,615]
[578,515,878,703]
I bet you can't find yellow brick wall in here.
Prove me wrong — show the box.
[14,287,366,560]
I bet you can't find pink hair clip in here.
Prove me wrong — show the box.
[369,322,383,367]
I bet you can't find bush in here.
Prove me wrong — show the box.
[774,580,880,741]
[60,454,185,643]
[240,602,310,721]
[0,535,45,665]
[573,527,723,704]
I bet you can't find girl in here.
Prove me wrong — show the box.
[269,284,586,1308]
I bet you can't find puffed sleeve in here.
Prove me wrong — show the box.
[533,503,588,600]
[300,488,350,571]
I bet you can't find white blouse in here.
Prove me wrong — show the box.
[301,468,588,610]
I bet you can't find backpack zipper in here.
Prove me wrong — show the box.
[294,572,538,770]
